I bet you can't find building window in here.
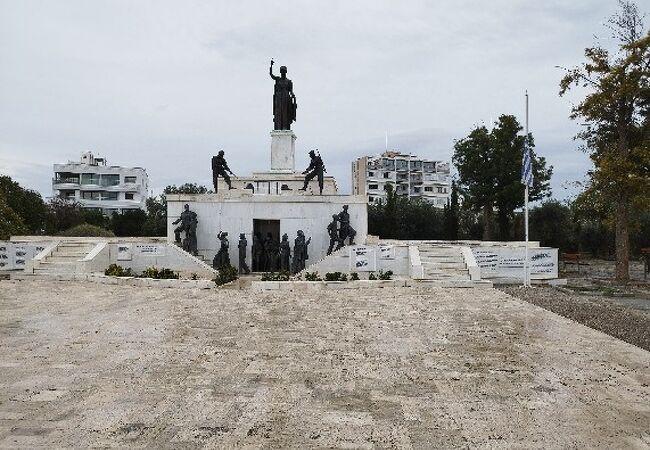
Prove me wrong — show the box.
[81,191,100,200]
[102,192,118,201]
[368,184,378,190]
[101,174,120,187]
[424,186,433,192]
[437,187,444,193]
[80,173,100,185]
[124,176,137,183]
[125,193,134,200]
[368,171,374,177]
[368,196,374,202]
[383,172,390,179]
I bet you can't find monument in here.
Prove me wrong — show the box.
[167,61,367,272]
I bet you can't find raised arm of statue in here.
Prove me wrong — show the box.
[269,61,278,81]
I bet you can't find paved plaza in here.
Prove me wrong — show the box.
[1,279,649,448]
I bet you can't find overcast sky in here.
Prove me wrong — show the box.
[0,0,627,200]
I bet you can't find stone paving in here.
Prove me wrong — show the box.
[0,279,649,449]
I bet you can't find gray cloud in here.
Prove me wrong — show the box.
[0,0,621,201]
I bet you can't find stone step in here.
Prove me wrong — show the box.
[424,271,470,278]
[57,243,96,248]
[49,253,85,259]
[424,272,470,279]
[419,253,463,260]
[39,261,77,268]
[421,262,466,270]
[421,257,464,263]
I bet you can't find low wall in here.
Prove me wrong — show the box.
[471,246,558,280]
[304,243,411,276]
[5,237,215,278]
[0,241,48,270]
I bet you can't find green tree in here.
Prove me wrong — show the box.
[443,180,460,240]
[44,198,84,234]
[0,192,27,240]
[142,196,167,236]
[368,185,445,240]
[529,200,576,252]
[559,1,649,280]
[453,115,552,240]
[0,175,47,234]
[111,210,147,237]
[164,183,210,194]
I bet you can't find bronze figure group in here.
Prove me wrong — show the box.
[172,204,198,255]
[249,230,311,274]
[326,205,357,255]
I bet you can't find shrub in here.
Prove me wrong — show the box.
[105,264,133,277]
[140,267,179,279]
[350,272,360,281]
[368,272,377,280]
[214,264,238,286]
[304,271,322,281]
[325,272,348,281]
[57,223,115,237]
[378,270,393,280]
[261,271,290,281]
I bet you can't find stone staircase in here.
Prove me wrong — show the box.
[417,244,472,281]
[34,240,98,275]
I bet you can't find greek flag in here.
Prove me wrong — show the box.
[521,139,533,187]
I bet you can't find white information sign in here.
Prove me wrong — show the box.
[349,245,377,272]
[472,246,558,279]
[135,244,166,256]
[117,244,133,261]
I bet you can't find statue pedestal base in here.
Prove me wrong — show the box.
[270,130,296,173]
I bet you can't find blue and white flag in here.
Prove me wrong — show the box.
[521,139,534,187]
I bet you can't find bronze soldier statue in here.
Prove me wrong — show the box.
[212,150,235,192]
[279,233,291,272]
[252,232,264,272]
[292,230,311,274]
[326,214,340,255]
[269,59,297,130]
[172,204,198,254]
[336,205,356,249]
[213,231,230,270]
[238,233,250,275]
[299,150,325,195]
[263,232,279,272]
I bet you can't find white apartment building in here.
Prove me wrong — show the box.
[52,152,149,214]
[352,151,451,207]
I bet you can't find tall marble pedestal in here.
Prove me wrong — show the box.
[270,130,296,173]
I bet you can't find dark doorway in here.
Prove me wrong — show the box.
[252,219,280,272]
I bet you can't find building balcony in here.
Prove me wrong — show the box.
[52,178,80,189]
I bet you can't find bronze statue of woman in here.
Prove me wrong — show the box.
[269,59,297,130]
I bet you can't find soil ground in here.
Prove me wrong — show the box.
[1,278,649,449]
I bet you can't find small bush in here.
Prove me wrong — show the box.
[378,270,393,280]
[304,271,322,281]
[350,272,360,281]
[214,264,239,286]
[140,267,179,279]
[104,263,133,277]
[325,272,348,281]
[368,272,377,280]
[261,271,290,281]
[57,223,115,237]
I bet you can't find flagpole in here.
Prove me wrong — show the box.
[524,91,530,287]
